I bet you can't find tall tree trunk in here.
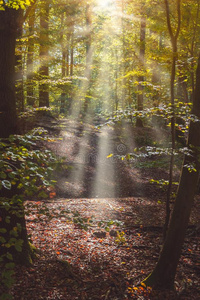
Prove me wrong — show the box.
[70,28,74,77]
[27,6,36,106]
[121,0,126,109]
[15,10,25,113]
[189,1,200,103]
[0,8,18,137]
[142,54,200,291]
[85,3,92,72]
[59,12,67,114]
[61,12,66,78]
[0,8,33,267]
[66,33,70,77]
[83,4,92,116]
[115,50,119,111]
[39,0,49,107]
[136,8,146,127]
[163,0,181,239]
[0,198,33,266]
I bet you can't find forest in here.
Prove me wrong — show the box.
[0,0,200,299]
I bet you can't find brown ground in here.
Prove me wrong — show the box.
[12,118,200,299]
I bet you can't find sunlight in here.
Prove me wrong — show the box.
[52,0,150,201]
[91,126,116,198]
[94,0,118,15]
[96,0,113,9]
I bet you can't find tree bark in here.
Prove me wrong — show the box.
[142,54,200,290]
[15,16,25,112]
[163,0,181,239]
[0,199,33,266]
[83,4,92,117]
[70,28,74,77]
[136,9,146,127]
[27,6,36,106]
[39,0,49,107]
[0,8,18,137]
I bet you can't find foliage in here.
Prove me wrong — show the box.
[0,0,33,11]
[114,231,127,246]
[0,129,57,199]
[0,129,57,299]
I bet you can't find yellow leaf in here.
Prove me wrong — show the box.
[107,154,113,158]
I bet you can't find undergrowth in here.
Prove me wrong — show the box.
[0,128,57,300]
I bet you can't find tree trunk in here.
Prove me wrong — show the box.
[163,0,181,240]
[0,8,33,267]
[70,29,74,77]
[142,54,200,290]
[0,199,33,266]
[0,9,18,137]
[27,6,36,106]
[39,0,49,107]
[136,11,146,127]
[15,10,25,113]
[15,42,24,112]
[82,4,92,117]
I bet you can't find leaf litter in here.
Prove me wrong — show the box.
[11,119,200,299]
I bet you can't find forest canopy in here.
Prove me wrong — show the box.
[1,0,199,116]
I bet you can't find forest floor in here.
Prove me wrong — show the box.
[12,117,200,299]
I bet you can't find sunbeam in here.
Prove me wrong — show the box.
[95,0,114,9]
[50,0,170,201]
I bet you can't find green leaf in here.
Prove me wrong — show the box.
[17,183,23,189]
[6,253,13,261]
[0,172,7,179]
[5,263,15,269]
[5,216,11,224]
[2,180,11,190]
[0,236,6,243]
[14,239,23,252]
[2,269,15,280]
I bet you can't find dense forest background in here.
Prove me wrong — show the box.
[0,0,200,299]
[3,0,200,118]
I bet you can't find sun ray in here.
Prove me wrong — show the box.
[29,0,171,201]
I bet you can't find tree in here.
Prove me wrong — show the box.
[39,0,50,107]
[82,2,92,116]
[163,0,181,238]
[0,1,36,267]
[136,1,146,127]
[15,10,25,112]
[142,53,200,290]
[0,7,19,138]
[26,4,36,106]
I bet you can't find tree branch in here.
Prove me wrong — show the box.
[164,0,174,42]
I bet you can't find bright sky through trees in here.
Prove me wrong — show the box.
[95,0,116,14]
[96,0,113,8]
